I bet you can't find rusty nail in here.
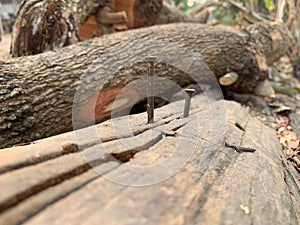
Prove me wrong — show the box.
[145,56,157,124]
[183,88,195,118]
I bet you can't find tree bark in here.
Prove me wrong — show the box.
[10,0,213,56]
[0,22,290,148]
[79,0,163,40]
[10,0,164,56]
[80,0,211,40]
[115,0,162,28]
[10,0,128,56]
[0,96,299,225]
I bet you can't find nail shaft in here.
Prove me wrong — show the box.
[145,56,157,124]
[183,88,195,118]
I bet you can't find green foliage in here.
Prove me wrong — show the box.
[212,0,274,25]
[172,0,196,12]
[172,0,275,24]
[212,0,242,25]
[264,0,275,12]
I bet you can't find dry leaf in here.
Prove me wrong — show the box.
[240,205,250,215]
[280,131,299,149]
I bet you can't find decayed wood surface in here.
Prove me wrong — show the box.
[0,94,299,225]
[0,22,291,148]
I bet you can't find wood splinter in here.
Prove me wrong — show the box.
[225,142,256,153]
[219,72,239,86]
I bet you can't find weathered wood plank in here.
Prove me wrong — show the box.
[0,163,116,225]
[0,94,299,225]
[0,94,208,174]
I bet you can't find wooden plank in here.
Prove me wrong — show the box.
[0,94,299,225]
[0,94,206,223]
[0,94,206,174]
[0,108,192,216]
[0,162,117,225]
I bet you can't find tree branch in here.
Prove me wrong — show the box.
[189,0,223,16]
[228,0,270,23]
[276,0,286,22]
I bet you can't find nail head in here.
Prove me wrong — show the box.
[185,88,196,96]
[145,56,157,62]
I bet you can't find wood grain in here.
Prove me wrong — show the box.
[0,94,299,225]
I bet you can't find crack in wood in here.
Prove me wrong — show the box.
[0,157,113,214]
[0,143,80,175]
[1,98,298,224]
[15,176,100,224]
[0,113,183,175]
[1,162,119,225]
[234,122,245,131]
[108,130,164,163]
[110,150,139,163]
[0,96,215,221]
[1,110,202,221]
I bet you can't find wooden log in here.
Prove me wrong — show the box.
[79,0,162,40]
[219,72,239,86]
[10,0,128,56]
[10,0,162,56]
[96,5,128,35]
[114,0,162,29]
[11,0,212,55]
[80,1,212,40]
[80,0,212,40]
[79,16,101,41]
[0,95,299,225]
[0,22,291,148]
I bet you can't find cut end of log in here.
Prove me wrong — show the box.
[103,98,130,113]
[74,87,141,125]
[219,72,239,86]
[115,0,136,28]
[79,16,101,41]
[94,87,141,122]
[254,79,275,96]
[11,0,79,57]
